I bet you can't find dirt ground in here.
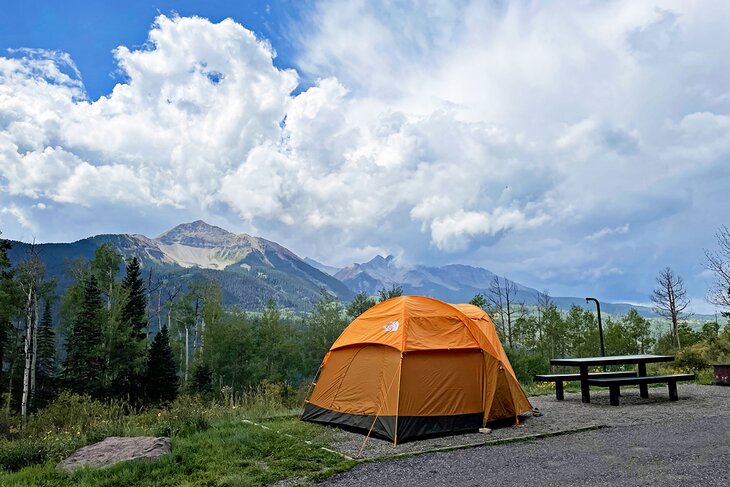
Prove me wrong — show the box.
[307,384,729,460]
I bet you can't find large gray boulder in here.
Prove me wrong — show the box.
[58,436,171,472]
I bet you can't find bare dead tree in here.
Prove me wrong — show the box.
[536,289,552,358]
[146,269,162,335]
[488,276,522,348]
[503,279,522,349]
[29,291,39,402]
[165,283,182,331]
[536,289,552,324]
[17,244,44,422]
[650,267,690,348]
[488,276,506,338]
[705,225,730,312]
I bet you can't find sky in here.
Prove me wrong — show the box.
[1,1,729,312]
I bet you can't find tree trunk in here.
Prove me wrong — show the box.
[505,286,513,349]
[29,292,39,404]
[193,299,200,355]
[200,317,206,355]
[184,325,190,385]
[21,287,34,422]
[157,289,162,335]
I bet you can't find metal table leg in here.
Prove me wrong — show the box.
[580,365,590,403]
[638,362,649,398]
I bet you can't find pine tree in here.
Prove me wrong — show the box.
[35,300,57,408]
[377,284,403,302]
[347,292,376,318]
[64,275,105,399]
[144,326,179,405]
[188,361,213,398]
[121,257,147,340]
[114,256,148,407]
[0,233,13,402]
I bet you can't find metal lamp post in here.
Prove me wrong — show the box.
[585,297,606,358]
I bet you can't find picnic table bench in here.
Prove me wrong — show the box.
[587,373,695,405]
[549,354,688,404]
[534,371,638,400]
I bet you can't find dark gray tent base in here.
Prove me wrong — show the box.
[301,403,484,443]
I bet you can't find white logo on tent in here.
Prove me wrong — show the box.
[383,321,399,332]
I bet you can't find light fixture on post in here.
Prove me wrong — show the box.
[585,297,606,358]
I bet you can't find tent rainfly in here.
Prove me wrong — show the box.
[301,296,532,445]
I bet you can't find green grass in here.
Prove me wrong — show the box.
[0,417,355,487]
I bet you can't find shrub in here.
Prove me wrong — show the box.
[0,437,52,472]
[504,348,549,384]
[149,396,210,438]
[23,391,124,439]
[675,345,710,372]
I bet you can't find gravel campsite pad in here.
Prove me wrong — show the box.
[304,384,730,460]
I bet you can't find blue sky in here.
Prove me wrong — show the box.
[1,1,729,312]
[0,1,306,99]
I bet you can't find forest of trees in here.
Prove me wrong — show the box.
[0,237,366,420]
[1,226,729,422]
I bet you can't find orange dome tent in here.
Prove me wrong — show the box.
[301,296,532,445]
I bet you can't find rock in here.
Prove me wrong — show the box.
[478,427,492,434]
[58,436,171,472]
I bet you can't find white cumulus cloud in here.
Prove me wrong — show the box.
[1,3,729,304]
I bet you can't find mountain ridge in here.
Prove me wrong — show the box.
[6,221,353,311]
[6,222,705,319]
[325,254,675,318]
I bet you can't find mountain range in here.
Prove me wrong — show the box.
[6,220,668,317]
[306,255,663,317]
[7,221,352,310]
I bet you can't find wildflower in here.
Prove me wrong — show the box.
[157,412,161,417]
[76,431,80,435]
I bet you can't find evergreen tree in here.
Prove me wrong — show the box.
[121,257,147,340]
[35,300,57,408]
[114,256,148,407]
[378,284,403,302]
[347,292,376,318]
[64,275,105,399]
[0,232,10,270]
[144,326,179,405]
[0,233,13,402]
[188,361,213,398]
[469,293,488,309]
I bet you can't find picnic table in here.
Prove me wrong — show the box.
[549,354,675,403]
